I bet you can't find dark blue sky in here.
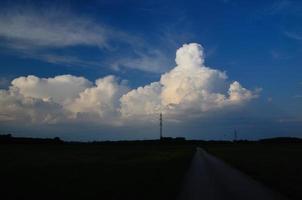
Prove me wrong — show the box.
[0,0,301,140]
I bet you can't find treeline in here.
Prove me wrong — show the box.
[0,134,301,145]
[0,134,63,144]
[258,137,302,144]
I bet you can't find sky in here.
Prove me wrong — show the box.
[0,0,301,141]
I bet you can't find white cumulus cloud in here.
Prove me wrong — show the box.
[120,82,162,118]
[11,75,92,104]
[0,88,65,123]
[120,43,259,119]
[67,76,129,119]
[0,43,259,125]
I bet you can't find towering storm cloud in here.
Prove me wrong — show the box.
[120,43,258,119]
[0,43,259,125]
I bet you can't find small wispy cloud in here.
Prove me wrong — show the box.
[111,49,172,73]
[21,52,101,68]
[278,117,302,123]
[0,7,140,50]
[0,7,128,68]
[267,0,291,15]
[270,49,291,60]
[255,0,292,19]
[270,50,281,59]
[293,95,302,98]
[222,0,230,3]
[284,31,302,40]
[0,6,174,73]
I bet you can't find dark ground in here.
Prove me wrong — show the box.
[0,139,301,200]
[204,143,302,200]
[0,143,194,200]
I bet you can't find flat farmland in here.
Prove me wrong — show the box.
[0,143,194,200]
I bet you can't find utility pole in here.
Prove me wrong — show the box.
[160,112,163,140]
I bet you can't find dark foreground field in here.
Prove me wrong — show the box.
[0,143,194,200]
[0,140,301,200]
[205,143,302,200]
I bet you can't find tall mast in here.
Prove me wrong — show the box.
[160,112,163,140]
[234,129,237,142]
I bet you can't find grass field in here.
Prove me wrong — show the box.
[0,143,194,200]
[1,141,301,200]
[204,143,302,200]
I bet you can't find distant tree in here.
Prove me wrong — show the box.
[54,137,62,143]
[0,134,12,138]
